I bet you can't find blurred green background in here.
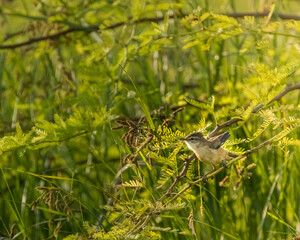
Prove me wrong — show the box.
[0,0,300,239]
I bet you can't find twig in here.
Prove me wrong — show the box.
[0,28,90,50]
[2,11,300,50]
[124,134,154,164]
[208,118,241,138]
[224,11,300,20]
[267,83,300,105]
[159,153,196,202]
[209,83,300,137]
[4,30,25,41]
[0,15,169,50]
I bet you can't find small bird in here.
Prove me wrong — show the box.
[181,132,237,169]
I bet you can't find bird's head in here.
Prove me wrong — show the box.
[180,132,206,150]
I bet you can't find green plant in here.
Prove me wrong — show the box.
[0,1,300,239]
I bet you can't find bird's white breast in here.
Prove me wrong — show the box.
[185,141,196,152]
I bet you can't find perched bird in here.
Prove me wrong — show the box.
[181,132,237,169]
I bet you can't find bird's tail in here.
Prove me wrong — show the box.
[219,132,230,143]
[215,131,231,146]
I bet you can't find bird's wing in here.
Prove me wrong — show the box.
[208,132,230,149]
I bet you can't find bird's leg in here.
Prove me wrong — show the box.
[201,173,209,183]
[221,160,228,169]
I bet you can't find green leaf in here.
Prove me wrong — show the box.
[184,97,213,112]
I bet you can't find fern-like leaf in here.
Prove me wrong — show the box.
[122,180,143,188]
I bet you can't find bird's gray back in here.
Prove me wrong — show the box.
[208,132,230,149]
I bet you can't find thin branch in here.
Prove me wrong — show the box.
[4,30,25,41]
[124,134,154,164]
[2,11,300,50]
[209,118,241,137]
[224,11,300,20]
[209,83,300,137]
[0,27,95,50]
[159,153,196,202]
[267,83,300,104]
[0,15,168,50]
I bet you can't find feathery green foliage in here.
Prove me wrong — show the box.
[0,1,300,240]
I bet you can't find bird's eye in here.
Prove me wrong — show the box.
[189,137,195,140]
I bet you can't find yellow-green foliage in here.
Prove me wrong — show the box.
[0,1,299,240]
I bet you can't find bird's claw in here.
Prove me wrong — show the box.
[221,160,228,169]
[201,173,208,183]
[201,169,215,183]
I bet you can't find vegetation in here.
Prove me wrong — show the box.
[0,0,300,239]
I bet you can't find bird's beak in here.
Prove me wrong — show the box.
[179,137,186,141]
